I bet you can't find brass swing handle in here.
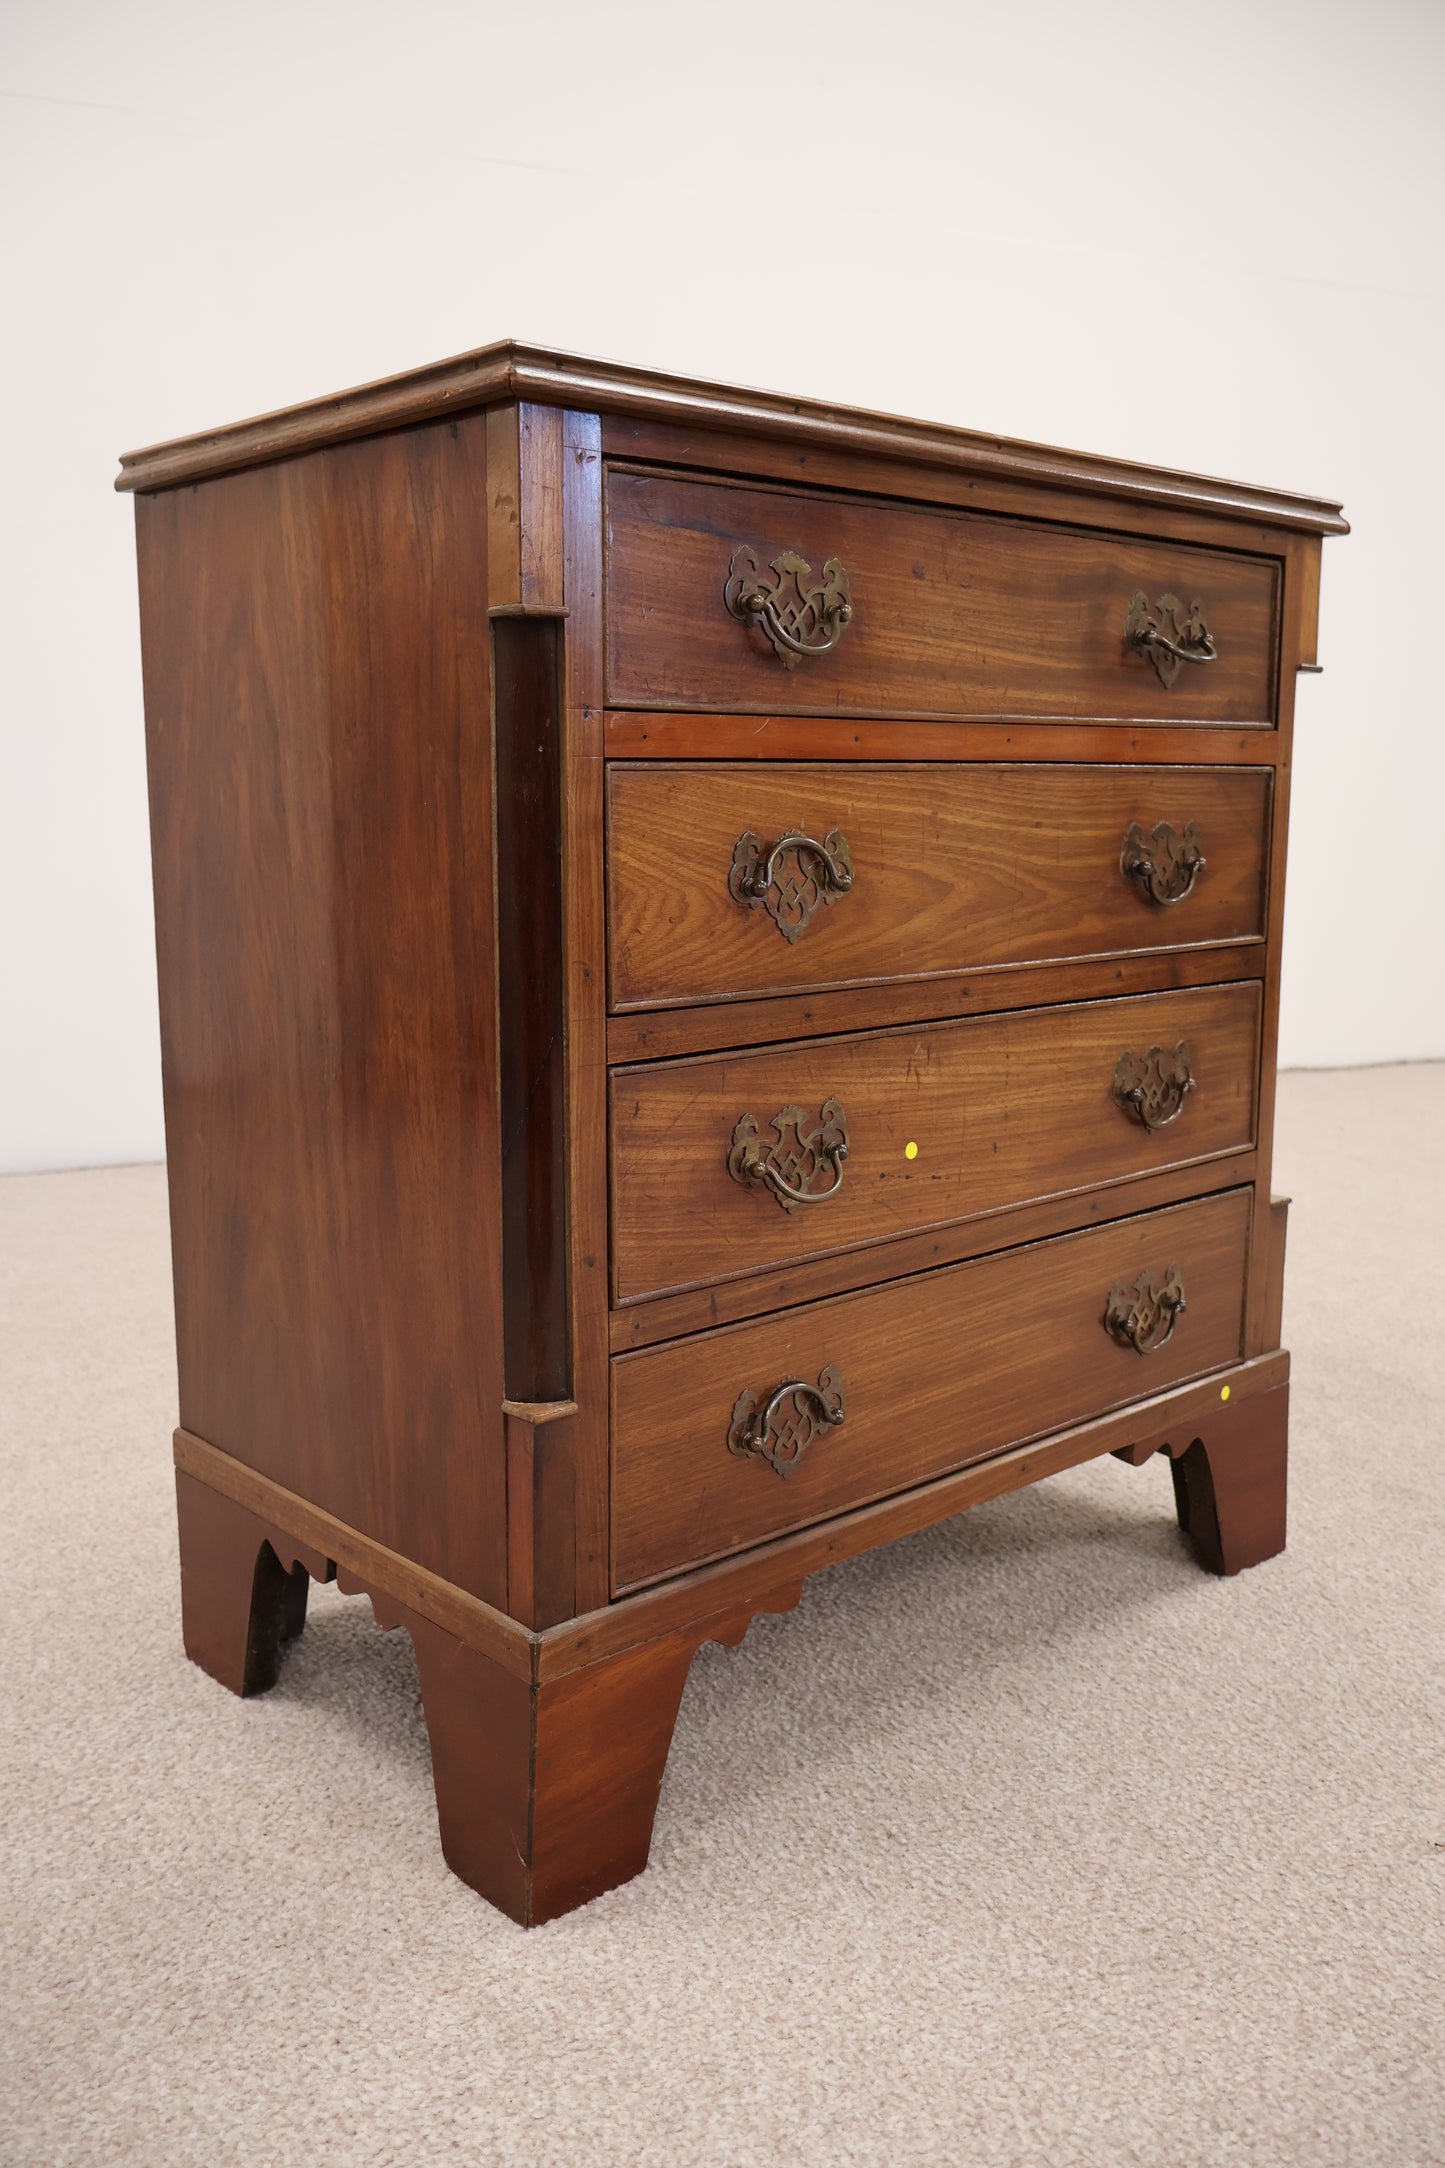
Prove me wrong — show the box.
[725,545,854,667]
[730,829,854,905]
[1120,819,1206,906]
[729,1098,850,1212]
[1103,1265,1187,1354]
[727,1367,847,1479]
[729,826,855,945]
[1126,590,1217,688]
[1112,1041,1196,1132]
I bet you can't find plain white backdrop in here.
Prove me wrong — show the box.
[3,0,1443,1172]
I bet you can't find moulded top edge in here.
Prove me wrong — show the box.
[114,337,1350,536]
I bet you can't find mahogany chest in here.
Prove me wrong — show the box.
[120,346,1346,1925]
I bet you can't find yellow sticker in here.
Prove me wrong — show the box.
[1220,1385,1231,1402]
[904,1141,919,1161]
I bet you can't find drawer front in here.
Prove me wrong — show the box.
[611,1187,1251,1590]
[608,762,1271,1009]
[605,471,1279,724]
[610,981,1259,1302]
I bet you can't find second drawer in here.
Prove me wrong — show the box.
[607,762,1271,1010]
[610,981,1260,1302]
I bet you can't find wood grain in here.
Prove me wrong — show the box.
[559,409,612,1611]
[605,469,1279,724]
[405,1606,699,1927]
[605,943,1262,1065]
[138,416,507,1603]
[1293,538,1323,669]
[1243,530,1309,1355]
[115,341,1348,537]
[174,1469,321,1696]
[609,1152,1259,1351]
[175,1361,1282,1927]
[598,414,1336,558]
[172,1344,1289,1693]
[610,981,1260,1302]
[173,1451,697,1928]
[484,401,565,611]
[1164,1382,1288,1575]
[549,1348,1289,1680]
[1258,1195,1290,1355]
[607,762,1272,1009]
[604,712,1281,765]
[504,1399,580,1630]
[173,1427,533,1679]
[495,617,569,1400]
[611,1186,1252,1589]
[128,347,1341,1926]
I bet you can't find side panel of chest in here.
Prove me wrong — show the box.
[137,414,508,1602]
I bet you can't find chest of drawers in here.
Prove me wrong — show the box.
[120,345,1346,1926]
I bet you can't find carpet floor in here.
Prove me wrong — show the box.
[2,1065,1442,2167]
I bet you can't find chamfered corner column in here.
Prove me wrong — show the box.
[174,1469,327,1696]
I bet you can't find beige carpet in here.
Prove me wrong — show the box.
[2,1066,1442,2167]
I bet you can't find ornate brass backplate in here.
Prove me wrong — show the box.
[1125,590,1218,688]
[1120,819,1206,907]
[1103,1265,1187,1354]
[729,826,854,942]
[728,1098,850,1212]
[1112,1041,1196,1132]
[725,546,853,668]
[727,1367,847,1479]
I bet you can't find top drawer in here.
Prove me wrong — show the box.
[605,471,1280,726]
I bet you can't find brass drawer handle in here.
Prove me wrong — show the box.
[725,546,853,668]
[1112,1041,1195,1132]
[728,1098,849,1212]
[728,1367,847,1479]
[1104,1265,1187,1354]
[1120,818,1206,906]
[1125,590,1218,688]
[730,826,854,943]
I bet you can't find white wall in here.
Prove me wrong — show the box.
[4,0,1443,1172]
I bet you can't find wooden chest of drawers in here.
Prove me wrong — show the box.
[120,345,1346,1926]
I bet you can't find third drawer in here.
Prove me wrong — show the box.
[610,980,1260,1302]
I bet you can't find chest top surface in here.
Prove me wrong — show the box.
[114,338,1348,539]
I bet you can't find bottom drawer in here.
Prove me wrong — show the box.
[611,1186,1251,1590]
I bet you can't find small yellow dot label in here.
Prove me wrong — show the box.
[904,1141,919,1161]
[1220,1385,1231,1402]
